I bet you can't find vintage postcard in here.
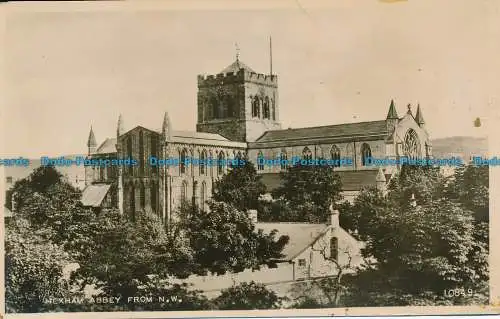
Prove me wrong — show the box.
[1,0,499,317]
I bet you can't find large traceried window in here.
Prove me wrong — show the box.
[330,145,341,167]
[302,147,312,160]
[404,129,421,159]
[361,143,372,166]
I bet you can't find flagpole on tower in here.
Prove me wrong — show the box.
[269,36,273,76]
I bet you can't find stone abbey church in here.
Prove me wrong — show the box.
[82,56,432,224]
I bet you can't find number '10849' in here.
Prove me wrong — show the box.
[444,288,474,297]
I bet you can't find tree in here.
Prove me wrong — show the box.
[10,166,91,248]
[272,163,343,223]
[446,165,489,223]
[176,200,289,275]
[5,217,78,313]
[212,159,267,211]
[71,209,194,300]
[387,164,446,208]
[213,281,283,310]
[338,165,489,305]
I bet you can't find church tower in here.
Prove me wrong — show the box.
[196,43,281,142]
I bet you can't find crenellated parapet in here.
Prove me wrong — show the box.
[197,69,278,88]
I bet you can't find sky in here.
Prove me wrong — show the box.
[2,0,499,158]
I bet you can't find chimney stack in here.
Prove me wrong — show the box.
[329,204,339,228]
[248,209,258,224]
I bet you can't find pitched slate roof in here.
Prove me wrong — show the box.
[220,60,255,74]
[81,184,111,207]
[337,170,390,191]
[96,138,117,154]
[256,223,330,261]
[250,120,388,148]
[259,170,391,192]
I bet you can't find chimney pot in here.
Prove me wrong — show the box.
[329,204,339,228]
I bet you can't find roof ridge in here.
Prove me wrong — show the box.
[263,119,387,134]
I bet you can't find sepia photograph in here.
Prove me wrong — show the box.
[1,0,499,317]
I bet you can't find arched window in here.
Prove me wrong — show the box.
[150,135,159,174]
[217,151,225,175]
[257,151,265,171]
[200,149,207,175]
[107,165,113,180]
[271,98,276,120]
[150,182,157,214]
[330,145,341,167]
[130,186,135,221]
[140,183,145,209]
[127,136,133,175]
[252,97,260,118]
[200,181,207,211]
[180,148,188,175]
[330,237,338,261]
[280,149,287,170]
[302,147,312,160]
[181,181,188,208]
[139,131,145,175]
[361,143,372,166]
[263,97,270,119]
[404,129,421,159]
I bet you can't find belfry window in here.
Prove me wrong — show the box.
[252,97,260,118]
[263,97,270,119]
[271,98,276,120]
[361,143,372,166]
